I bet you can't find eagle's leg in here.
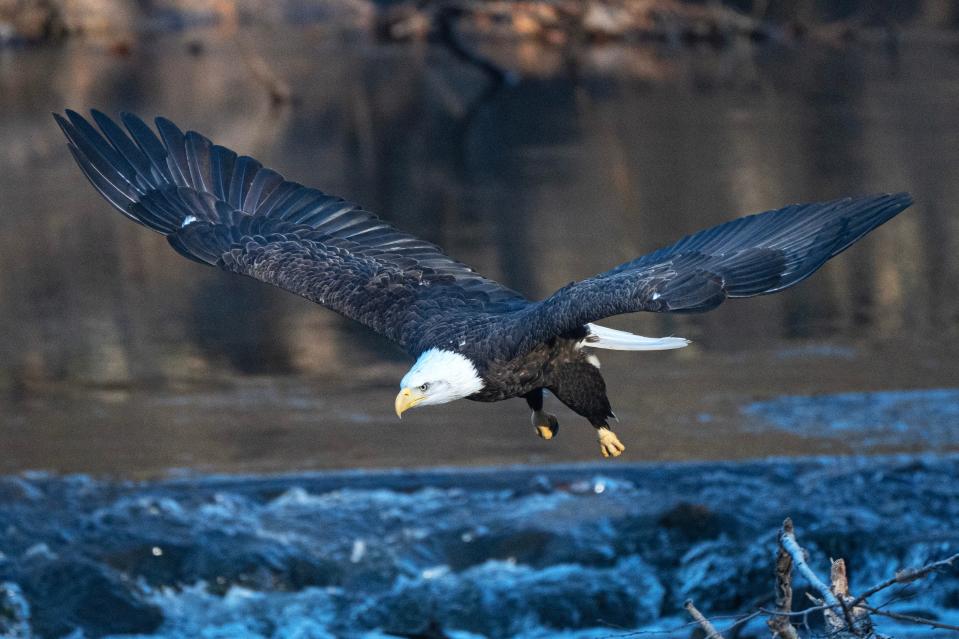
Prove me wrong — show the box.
[548,362,624,458]
[525,389,559,440]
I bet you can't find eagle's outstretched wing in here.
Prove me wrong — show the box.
[505,193,912,353]
[58,111,912,361]
[55,110,527,350]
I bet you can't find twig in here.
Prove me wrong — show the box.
[758,605,830,619]
[874,590,918,611]
[850,553,959,609]
[721,609,762,637]
[684,599,727,639]
[595,617,712,638]
[861,605,959,632]
[598,611,759,639]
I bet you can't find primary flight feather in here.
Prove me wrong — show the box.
[56,110,912,457]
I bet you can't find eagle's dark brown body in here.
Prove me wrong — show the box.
[469,333,614,427]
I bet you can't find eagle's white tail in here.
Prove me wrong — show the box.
[586,324,690,351]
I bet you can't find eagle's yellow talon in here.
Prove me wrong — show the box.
[598,428,625,458]
[531,411,559,440]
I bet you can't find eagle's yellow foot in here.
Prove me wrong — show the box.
[531,410,559,440]
[597,427,625,458]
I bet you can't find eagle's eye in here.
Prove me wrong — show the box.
[419,383,430,392]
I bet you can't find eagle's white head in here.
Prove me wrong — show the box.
[395,348,484,417]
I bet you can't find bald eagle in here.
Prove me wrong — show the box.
[55,110,912,458]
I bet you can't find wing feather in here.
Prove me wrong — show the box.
[57,110,528,350]
[57,110,912,361]
[503,194,911,354]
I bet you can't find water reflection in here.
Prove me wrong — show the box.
[1,30,958,473]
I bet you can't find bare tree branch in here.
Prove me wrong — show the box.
[828,558,874,637]
[861,604,959,632]
[779,518,842,609]
[684,599,727,639]
[597,611,759,639]
[610,520,958,639]
[759,605,829,619]
[768,522,800,639]
[850,553,959,609]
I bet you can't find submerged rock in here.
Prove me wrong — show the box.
[657,502,723,542]
[14,556,163,637]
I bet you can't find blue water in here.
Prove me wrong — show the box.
[744,388,959,447]
[1,455,958,638]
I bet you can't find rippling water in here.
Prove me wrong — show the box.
[0,456,956,638]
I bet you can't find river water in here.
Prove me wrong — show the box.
[1,25,958,638]
[1,456,957,638]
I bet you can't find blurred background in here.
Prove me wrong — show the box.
[1,2,958,637]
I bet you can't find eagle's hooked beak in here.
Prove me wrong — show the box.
[395,387,426,418]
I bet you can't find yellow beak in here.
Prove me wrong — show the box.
[395,387,425,418]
